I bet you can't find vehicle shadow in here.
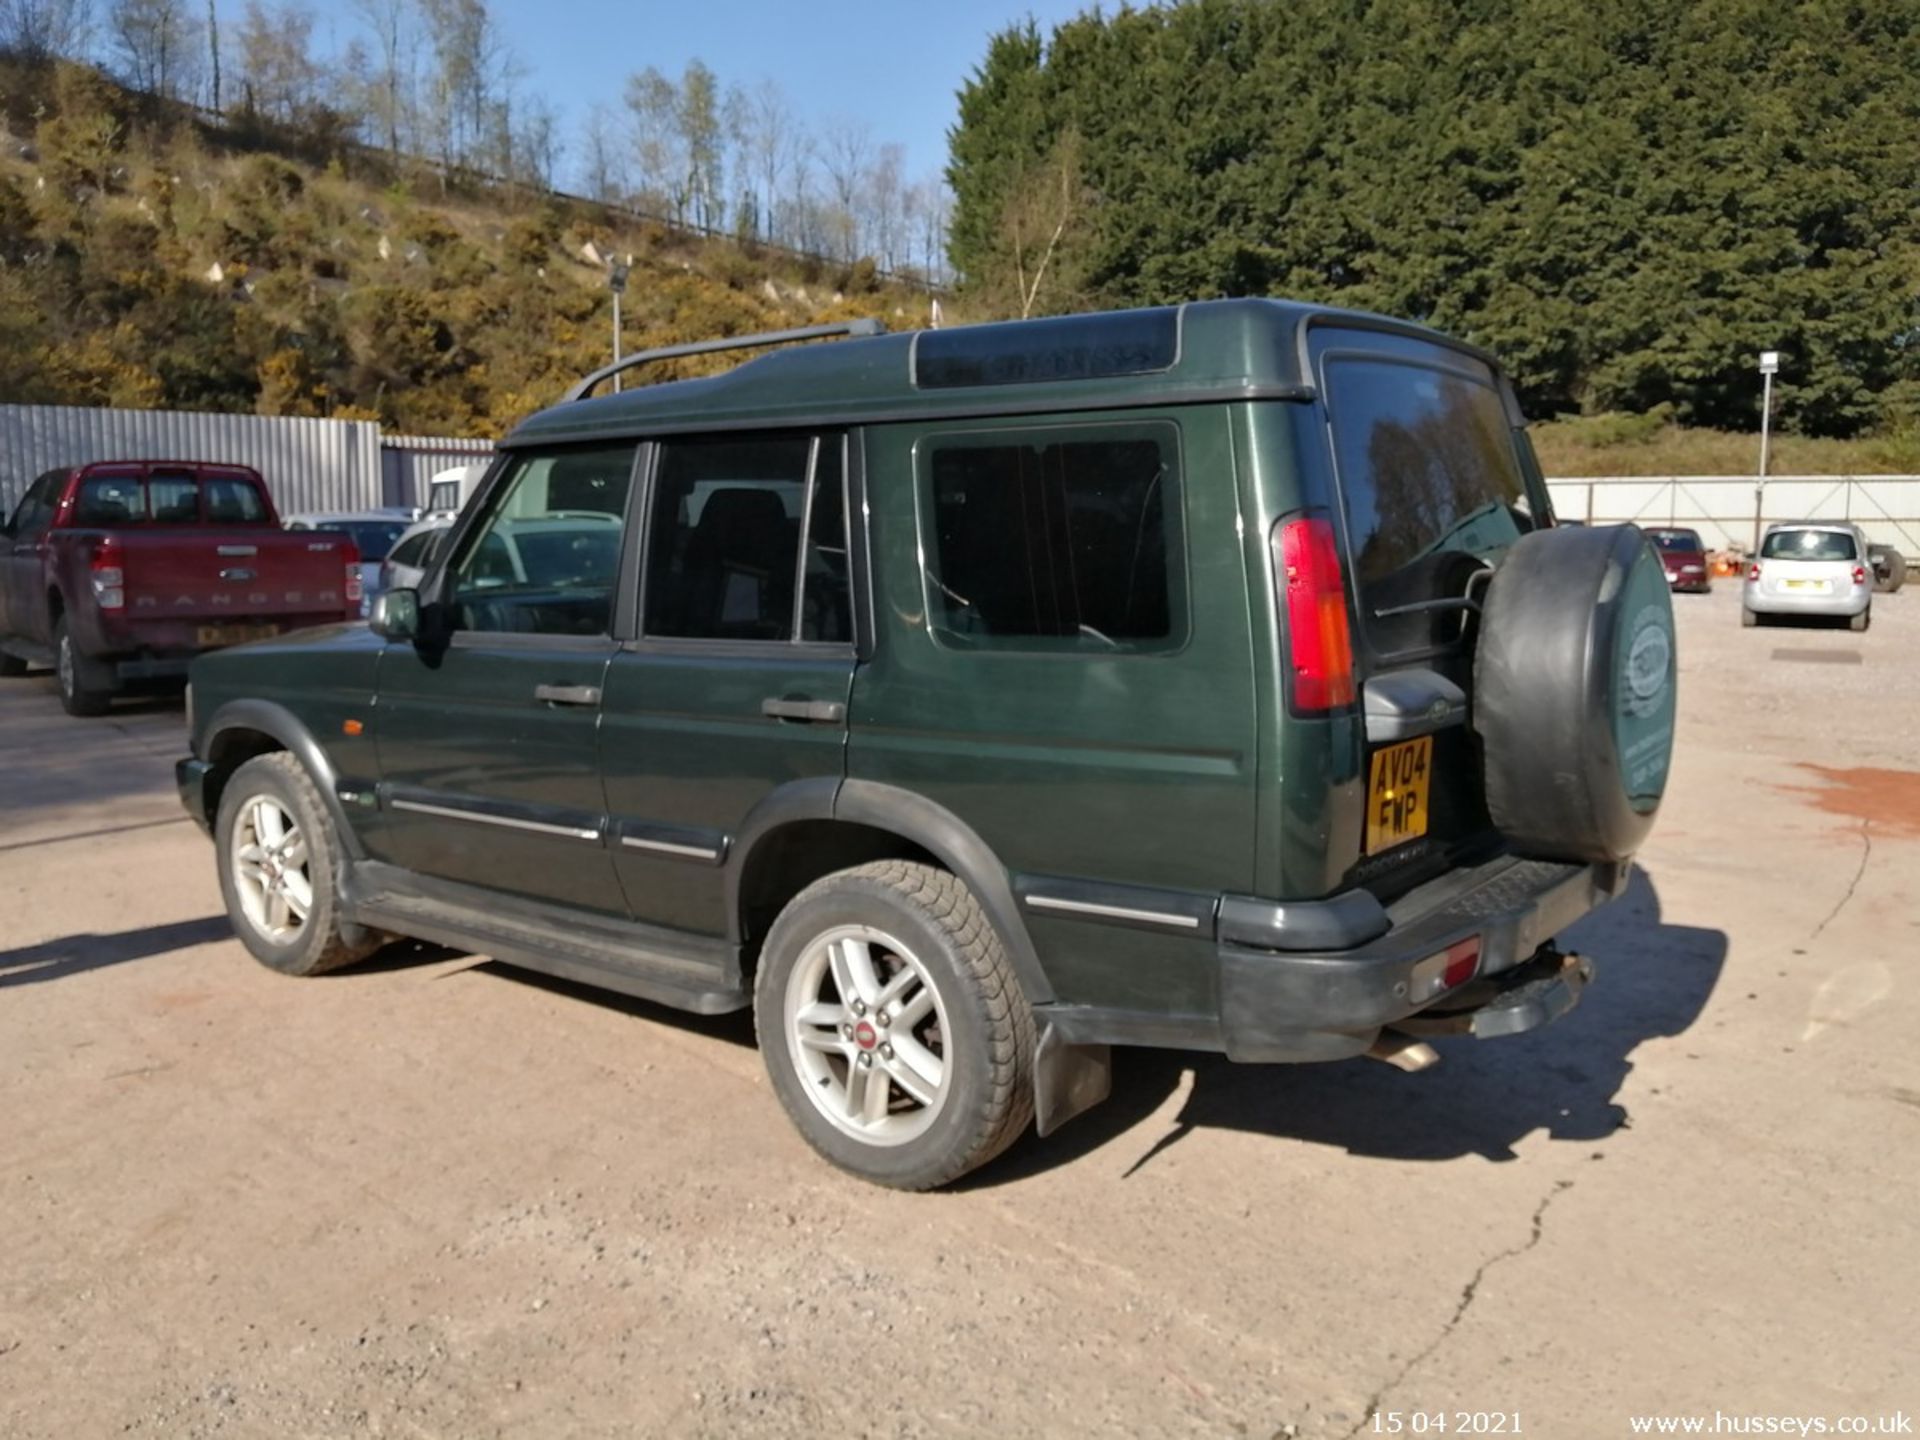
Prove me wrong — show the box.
[975,865,1726,1185]
[464,959,759,1049]
[0,914,233,988]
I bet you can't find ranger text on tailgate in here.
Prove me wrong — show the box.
[176,302,1678,1188]
[0,461,363,715]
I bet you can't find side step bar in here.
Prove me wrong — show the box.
[343,860,748,1015]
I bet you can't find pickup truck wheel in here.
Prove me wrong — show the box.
[754,861,1035,1190]
[54,619,113,716]
[215,753,376,977]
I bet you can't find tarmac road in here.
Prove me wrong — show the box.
[1,584,1915,1438]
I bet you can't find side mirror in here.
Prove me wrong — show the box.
[369,587,420,641]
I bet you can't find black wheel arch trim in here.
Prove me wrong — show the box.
[197,697,369,861]
[831,779,1055,1006]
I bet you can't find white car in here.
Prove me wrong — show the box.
[1742,522,1873,631]
[283,509,420,616]
[379,516,455,594]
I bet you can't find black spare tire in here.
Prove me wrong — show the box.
[1474,524,1677,864]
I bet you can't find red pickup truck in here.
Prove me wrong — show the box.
[0,461,362,715]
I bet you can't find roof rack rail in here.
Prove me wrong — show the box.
[563,318,888,403]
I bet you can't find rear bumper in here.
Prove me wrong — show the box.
[1742,586,1869,617]
[1215,855,1627,1061]
[1043,854,1628,1062]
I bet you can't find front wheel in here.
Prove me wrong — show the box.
[215,753,378,976]
[754,861,1035,1190]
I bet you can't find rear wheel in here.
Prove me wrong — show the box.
[215,753,378,976]
[754,861,1034,1190]
[1740,607,1758,628]
[1849,607,1870,633]
[54,618,114,716]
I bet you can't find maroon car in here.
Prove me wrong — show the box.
[0,461,362,715]
[1645,527,1712,593]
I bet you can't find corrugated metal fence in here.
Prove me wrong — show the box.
[379,435,497,510]
[1546,476,1920,557]
[0,404,494,517]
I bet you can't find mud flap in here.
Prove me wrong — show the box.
[1033,1016,1112,1137]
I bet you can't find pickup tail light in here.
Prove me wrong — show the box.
[342,549,364,606]
[89,535,124,610]
[1275,515,1357,713]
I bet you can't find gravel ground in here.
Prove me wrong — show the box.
[1,582,1915,1438]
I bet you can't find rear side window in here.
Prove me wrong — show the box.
[1325,358,1528,654]
[643,434,849,644]
[1762,528,1857,561]
[921,423,1180,652]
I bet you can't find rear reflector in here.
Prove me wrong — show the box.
[1409,937,1482,1003]
[1275,516,1357,712]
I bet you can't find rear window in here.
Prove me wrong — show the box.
[1326,359,1529,654]
[1762,528,1857,561]
[1648,530,1703,552]
[72,473,268,526]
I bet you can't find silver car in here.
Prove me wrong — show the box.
[283,508,420,617]
[1742,522,1873,631]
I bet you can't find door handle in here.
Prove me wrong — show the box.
[761,697,845,723]
[534,683,602,707]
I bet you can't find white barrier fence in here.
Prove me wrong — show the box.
[1546,476,1920,557]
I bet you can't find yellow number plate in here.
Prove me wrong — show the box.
[195,623,278,647]
[1366,735,1432,855]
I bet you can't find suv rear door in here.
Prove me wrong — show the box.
[1308,326,1542,897]
[597,431,856,938]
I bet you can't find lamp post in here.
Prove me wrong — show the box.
[1753,349,1780,553]
[608,258,631,393]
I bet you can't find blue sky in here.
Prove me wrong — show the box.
[485,0,1098,187]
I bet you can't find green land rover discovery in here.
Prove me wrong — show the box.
[177,300,1677,1188]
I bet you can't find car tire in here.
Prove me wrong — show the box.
[1849,607,1870,633]
[753,860,1035,1190]
[54,618,114,716]
[1869,546,1906,594]
[215,752,379,977]
[1474,524,1677,865]
[1741,608,1758,628]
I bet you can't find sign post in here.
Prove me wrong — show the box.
[608,258,632,393]
[1754,350,1780,553]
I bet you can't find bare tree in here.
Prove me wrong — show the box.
[0,0,92,61]
[578,100,627,204]
[678,58,725,231]
[997,129,1088,317]
[818,114,869,262]
[237,1,323,125]
[738,76,797,243]
[108,0,203,102]
[906,174,952,287]
[865,141,905,271]
[353,0,413,161]
[204,0,218,109]
[624,65,685,220]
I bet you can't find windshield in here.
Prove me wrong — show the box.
[1326,358,1529,653]
[1648,530,1703,552]
[319,520,408,560]
[1761,528,1856,561]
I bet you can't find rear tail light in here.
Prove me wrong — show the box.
[89,535,124,610]
[1851,565,1867,585]
[343,551,364,606]
[1748,562,1762,581]
[1274,515,1357,713]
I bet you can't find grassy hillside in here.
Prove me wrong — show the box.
[0,61,940,438]
[1530,408,1920,477]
